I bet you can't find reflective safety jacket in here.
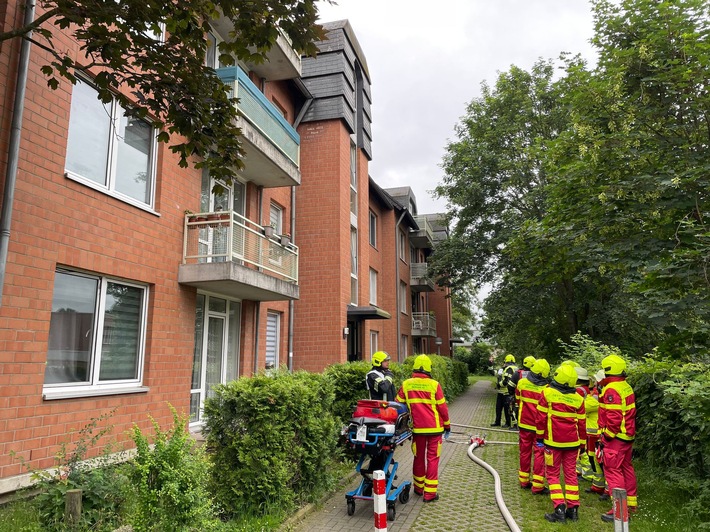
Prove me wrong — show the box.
[536,381,586,449]
[515,372,548,432]
[366,367,395,401]
[395,371,450,435]
[598,377,636,441]
[497,363,518,395]
[585,387,600,435]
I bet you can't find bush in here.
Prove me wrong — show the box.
[203,370,340,518]
[322,360,371,423]
[399,354,469,401]
[129,406,214,532]
[454,343,492,375]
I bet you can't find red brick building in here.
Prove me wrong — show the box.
[0,11,452,492]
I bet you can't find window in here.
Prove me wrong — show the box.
[45,270,147,394]
[65,77,156,208]
[369,211,377,247]
[265,312,281,370]
[270,203,283,234]
[370,331,378,356]
[350,141,357,223]
[398,230,407,262]
[400,281,408,315]
[369,269,378,305]
[350,227,358,305]
[401,335,408,358]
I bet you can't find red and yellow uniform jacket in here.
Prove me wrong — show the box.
[515,373,548,432]
[598,377,636,441]
[395,371,450,435]
[536,382,586,449]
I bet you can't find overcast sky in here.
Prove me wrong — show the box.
[315,0,598,214]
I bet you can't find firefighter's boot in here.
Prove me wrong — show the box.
[545,504,567,523]
[565,506,579,521]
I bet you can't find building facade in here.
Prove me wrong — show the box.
[0,11,452,491]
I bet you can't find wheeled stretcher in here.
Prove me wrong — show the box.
[344,400,412,521]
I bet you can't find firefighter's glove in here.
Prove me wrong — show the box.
[443,429,451,440]
[595,441,604,464]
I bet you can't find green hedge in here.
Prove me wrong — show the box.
[202,370,339,517]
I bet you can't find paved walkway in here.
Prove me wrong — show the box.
[284,380,524,532]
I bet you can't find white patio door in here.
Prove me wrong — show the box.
[200,172,246,262]
[190,294,241,424]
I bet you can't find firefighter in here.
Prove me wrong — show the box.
[366,351,395,401]
[584,369,607,497]
[491,354,518,428]
[574,367,593,479]
[598,355,638,522]
[515,358,550,495]
[510,355,536,390]
[395,354,450,502]
[536,364,586,523]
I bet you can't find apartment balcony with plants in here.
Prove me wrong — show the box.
[179,211,299,301]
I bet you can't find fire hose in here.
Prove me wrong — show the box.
[449,423,522,532]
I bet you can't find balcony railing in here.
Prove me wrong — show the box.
[217,66,300,167]
[410,262,435,292]
[411,216,434,249]
[411,311,437,338]
[182,211,298,283]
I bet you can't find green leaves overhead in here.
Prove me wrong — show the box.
[2,0,327,182]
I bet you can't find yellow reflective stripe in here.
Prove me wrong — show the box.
[424,486,437,493]
[549,483,562,490]
[521,397,540,404]
[603,403,624,411]
[549,411,579,418]
[413,474,425,483]
[566,493,580,501]
[425,479,439,486]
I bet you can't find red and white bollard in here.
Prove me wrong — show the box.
[612,488,630,532]
[373,470,387,532]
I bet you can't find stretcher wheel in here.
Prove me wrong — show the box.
[387,504,396,521]
[347,499,355,516]
[399,485,410,504]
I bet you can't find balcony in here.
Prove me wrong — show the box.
[410,216,434,249]
[410,262,435,292]
[179,212,299,301]
[217,66,300,188]
[411,312,437,338]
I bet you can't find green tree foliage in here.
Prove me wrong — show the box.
[545,0,710,353]
[453,343,492,375]
[1,0,326,183]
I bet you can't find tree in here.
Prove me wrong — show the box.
[450,282,476,341]
[1,0,327,182]
[544,0,710,354]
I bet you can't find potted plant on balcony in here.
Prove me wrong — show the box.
[264,224,276,239]
[280,233,291,247]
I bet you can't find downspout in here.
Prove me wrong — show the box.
[0,0,35,307]
[289,92,311,372]
[253,185,263,375]
[394,210,406,361]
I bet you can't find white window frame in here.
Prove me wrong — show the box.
[369,210,377,248]
[401,335,408,358]
[369,268,378,305]
[265,311,281,371]
[398,230,407,263]
[370,331,378,356]
[270,203,283,234]
[350,227,358,305]
[43,269,148,400]
[64,76,158,211]
[400,281,408,315]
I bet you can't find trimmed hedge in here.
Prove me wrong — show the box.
[203,370,339,517]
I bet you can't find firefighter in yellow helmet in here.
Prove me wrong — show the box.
[598,355,638,522]
[366,351,395,401]
[395,355,450,502]
[536,364,586,523]
[492,354,518,428]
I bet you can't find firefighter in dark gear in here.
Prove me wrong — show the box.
[492,354,517,428]
[515,358,550,494]
[366,351,395,401]
[395,355,450,502]
[536,364,586,524]
[598,355,638,522]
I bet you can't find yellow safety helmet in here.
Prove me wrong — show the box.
[553,364,578,387]
[505,354,516,363]
[561,360,580,368]
[530,358,550,378]
[372,351,391,367]
[523,356,536,369]
[601,354,626,376]
[413,354,432,373]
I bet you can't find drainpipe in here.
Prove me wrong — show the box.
[394,210,406,361]
[287,184,296,371]
[0,0,35,307]
[253,303,260,375]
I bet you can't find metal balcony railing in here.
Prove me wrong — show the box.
[216,66,300,166]
[183,212,298,283]
[411,216,434,248]
[410,262,435,292]
[412,311,437,337]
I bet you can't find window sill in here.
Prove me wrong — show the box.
[64,172,160,216]
[43,386,149,401]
